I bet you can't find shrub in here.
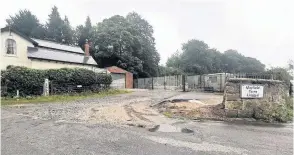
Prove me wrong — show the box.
[253,96,293,122]
[1,66,46,96]
[1,66,112,97]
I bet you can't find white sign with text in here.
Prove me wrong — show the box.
[241,85,264,98]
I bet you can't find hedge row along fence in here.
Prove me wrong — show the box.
[1,66,112,97]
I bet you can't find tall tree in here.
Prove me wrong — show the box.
[61,16,74,44]
[126,12,160,77]
[75,16,93,48]
[166,50,182,69]
[166,39,265,74]
[222,49,265,73]
[46,6,63,42]
[6,9,46,39]
[92,15,143,76]
[91,13,160,78]
[180,39,211,74]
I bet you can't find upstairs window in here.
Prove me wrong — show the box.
[5,39,16,55]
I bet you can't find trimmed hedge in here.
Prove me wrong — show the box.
[1,66,112,97]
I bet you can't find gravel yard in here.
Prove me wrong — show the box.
[1,90,181,125]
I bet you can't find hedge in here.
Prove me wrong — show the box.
[1,66,112,97]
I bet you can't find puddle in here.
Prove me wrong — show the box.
[148,124,194,133]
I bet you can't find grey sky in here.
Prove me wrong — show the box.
[1,0,293,68]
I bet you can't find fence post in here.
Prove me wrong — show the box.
[16,90,19,98]
[164,76,166,90]
[219,74,221,92]
[182,75,186,92]
[178,75,179,87]
[151,77,154,90]
[43,78,49,96]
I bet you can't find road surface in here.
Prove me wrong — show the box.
[1,90,293,155]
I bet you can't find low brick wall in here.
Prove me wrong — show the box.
[222,78,288,119]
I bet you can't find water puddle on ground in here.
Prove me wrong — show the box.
[148,124,194,133]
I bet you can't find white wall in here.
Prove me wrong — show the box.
[0,31,33,70]
[31,59,107,73]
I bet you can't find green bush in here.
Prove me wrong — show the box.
[1,66,46,96]
[1,66,112,97]
[253,96,293,123]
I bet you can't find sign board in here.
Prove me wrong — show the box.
[241,84,264,98]
[77,85,82,88]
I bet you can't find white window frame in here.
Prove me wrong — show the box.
[5,39,17,56]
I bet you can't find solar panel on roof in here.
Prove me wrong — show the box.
[31,38,84,54]
[27,47,97,65]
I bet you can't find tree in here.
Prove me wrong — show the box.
[222,49,265,73]
[6,9,46,39]
[267,67,292,85]
[75,16,93,48]
[61,16,74,44]
[46,6,63,42]
[167,39,265,74]
[92,15,143,76]
[92,13,160,78]
[126,12,160,77]
[166,50,182,69]
[179,39,212,74]
[158,66,183,76]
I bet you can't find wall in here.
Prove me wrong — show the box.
[31,59,107,73]
[222,78,288,120]
[1,31,33,70]
[125,72,133,88]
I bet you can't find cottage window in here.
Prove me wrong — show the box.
[5,39,17,55]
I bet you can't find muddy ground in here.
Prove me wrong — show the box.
[76,91,224,127]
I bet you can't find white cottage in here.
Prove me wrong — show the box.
[0,27,106,73]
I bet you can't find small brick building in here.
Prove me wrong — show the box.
[106,66,133,89]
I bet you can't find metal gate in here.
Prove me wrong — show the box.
[134,75,183,90]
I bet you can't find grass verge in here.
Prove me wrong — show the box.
[1,89,131,105]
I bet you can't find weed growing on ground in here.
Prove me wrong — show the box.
[163,111,173,118]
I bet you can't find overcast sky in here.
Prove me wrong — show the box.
[1,0,293,68]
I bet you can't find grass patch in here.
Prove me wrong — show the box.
[1,89,131,105]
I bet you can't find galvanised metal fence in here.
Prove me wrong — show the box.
[134,72,277,92]
[134,75,183,90]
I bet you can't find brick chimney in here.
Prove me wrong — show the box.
[84,39,90,57]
